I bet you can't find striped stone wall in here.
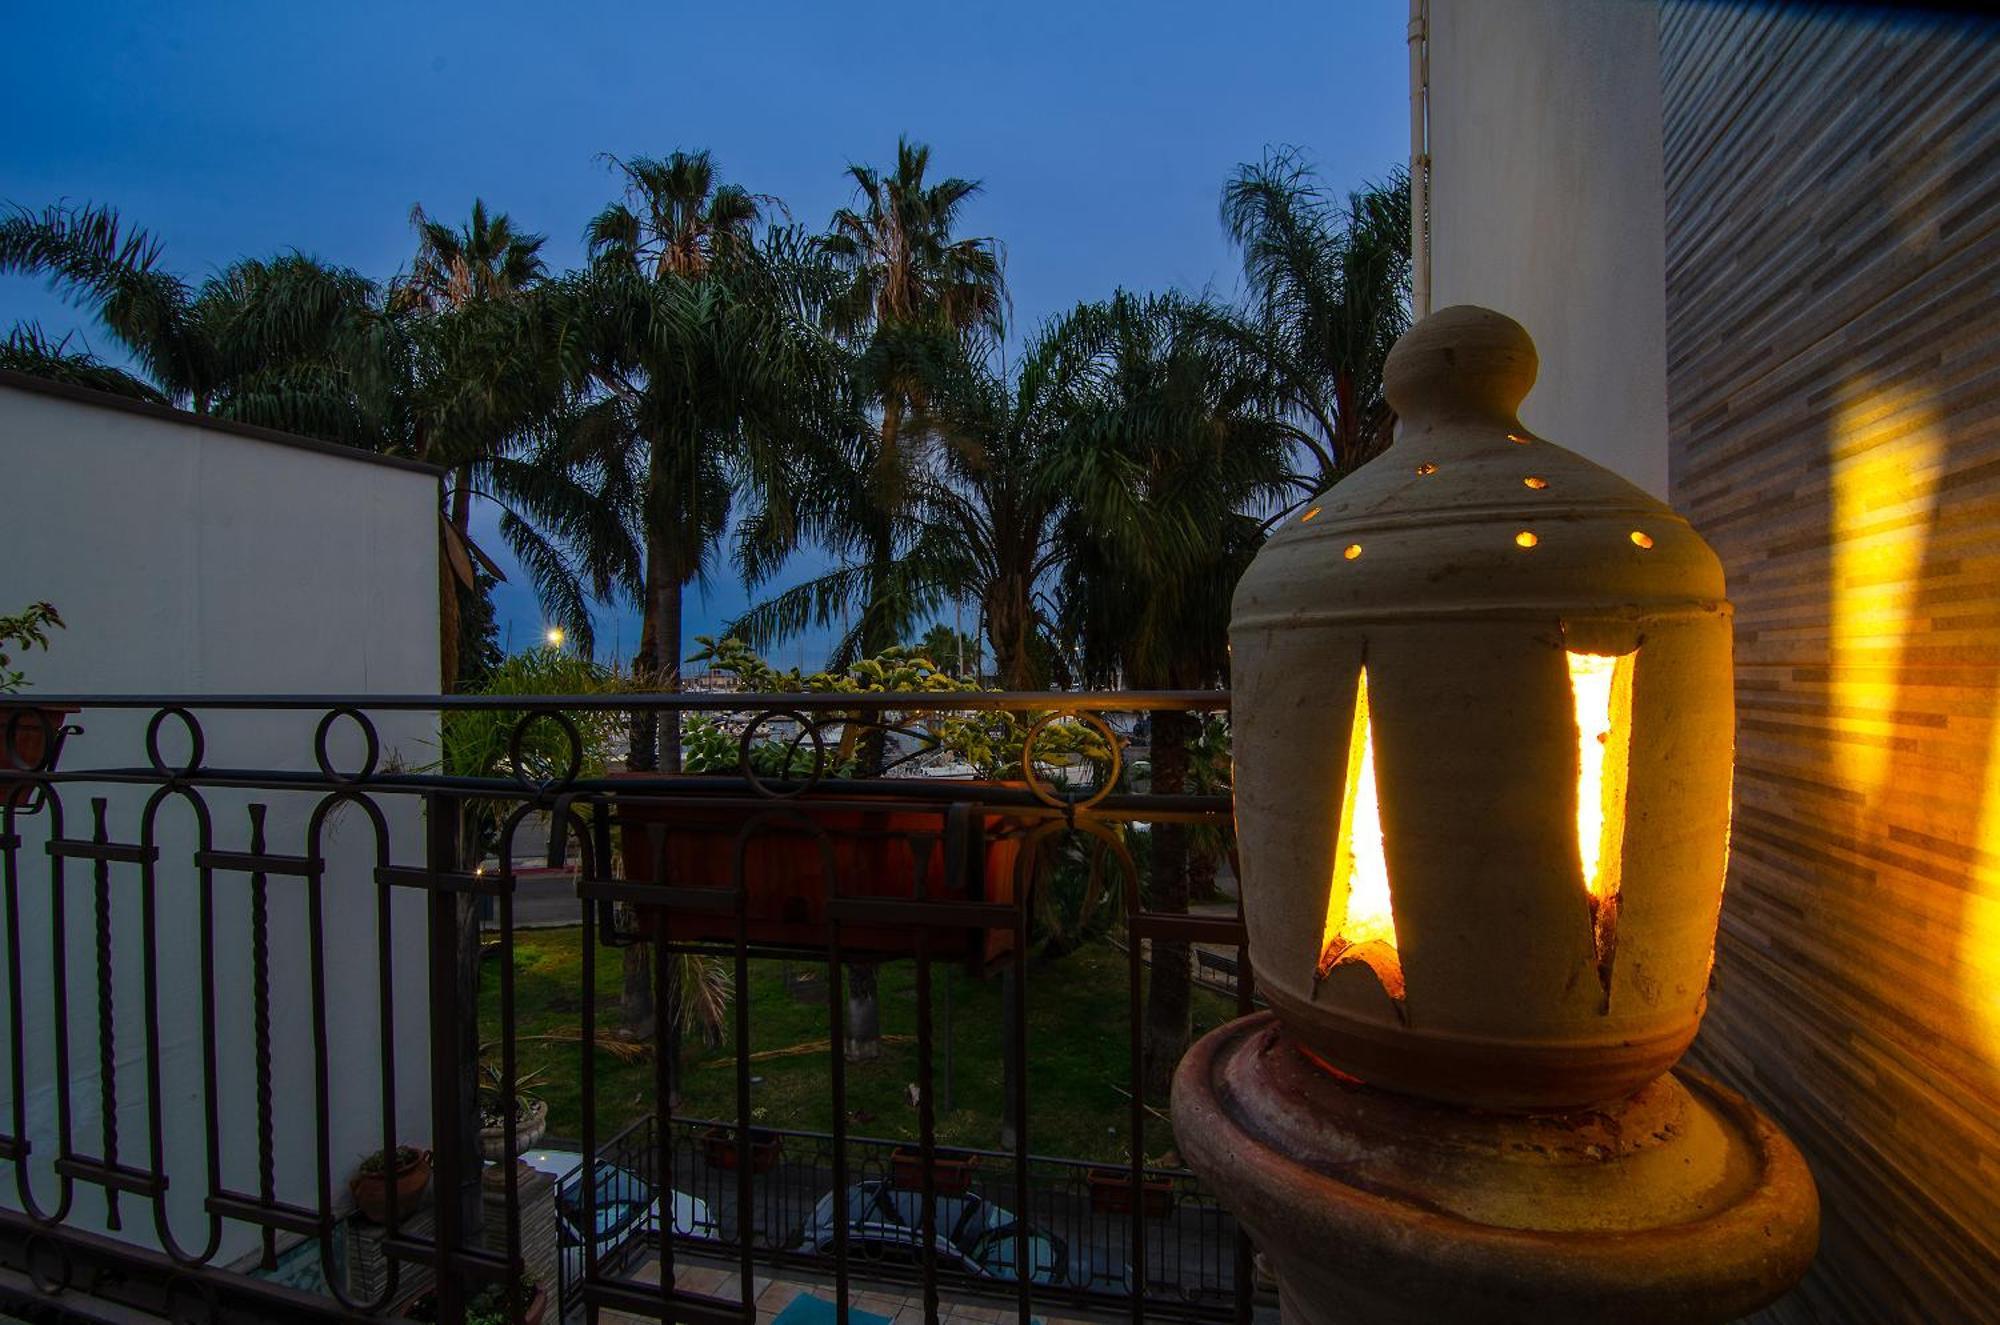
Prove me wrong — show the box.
[1661,5,2000,1320]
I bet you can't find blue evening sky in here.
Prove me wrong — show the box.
[2,0,1406,669]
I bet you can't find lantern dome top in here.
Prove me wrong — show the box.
[1383,304,1538,424]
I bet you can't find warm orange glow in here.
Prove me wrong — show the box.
[1343,544,1363,561]
[1507,432,1533,445]
[1971,705,2000,1058]
[1630,530,1654,549]
[1318,670,1402,997]
[1415,462,1438,476]
[1516,530,1539,548]
[1568,650,1637,904]
[1301,506,1322,523]
[1524,476,1548,490]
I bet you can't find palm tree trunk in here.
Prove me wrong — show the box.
[439,466,475,692]
[655,567,684,775]
[628,538,663,774]
[1142,709,1193,1098]
[438,538,461,693]
[987,579,1034,691]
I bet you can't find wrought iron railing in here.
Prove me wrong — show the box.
[550,1115,1247,1321]
[0,691,1250,1323]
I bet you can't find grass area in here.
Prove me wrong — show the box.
[477,926,1240,1165]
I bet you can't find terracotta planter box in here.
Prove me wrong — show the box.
[616,776,1023,967]
[350,1148,432,1224]
[1086,1167,1176,1218]
[1,705,77,812]
[890,1146,977,1196]
[702,1125,782,1174]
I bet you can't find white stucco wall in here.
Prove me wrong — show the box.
[0,377,437,1267]
[1424,0,1670,496]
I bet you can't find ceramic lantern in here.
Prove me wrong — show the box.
[1229,304,1735,1109]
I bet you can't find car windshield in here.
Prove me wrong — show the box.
[873,1187,982,1244]
[966,1226,1061,1284]
[558,1164,652,1238]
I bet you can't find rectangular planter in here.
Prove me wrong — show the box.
[701,1126,782,1175]
[890,1146,978,1196]
[615,777,1022,968]
[1086,1168,1176,1219]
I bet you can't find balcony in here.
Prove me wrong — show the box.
[0,689,1253,1323]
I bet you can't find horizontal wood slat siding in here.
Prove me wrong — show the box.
[1662,5,2000,1322]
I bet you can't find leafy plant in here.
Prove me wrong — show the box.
[404,1272,539,1324]
[0,602,63,694]
[686,635,1107,782]
[474,1060,552,1131]
[356,1144,424,1177]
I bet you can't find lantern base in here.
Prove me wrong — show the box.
[1172,1012,1818,1325]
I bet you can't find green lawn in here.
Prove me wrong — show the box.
[477,926,1240,1164]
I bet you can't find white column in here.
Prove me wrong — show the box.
[1423,0,1669,497]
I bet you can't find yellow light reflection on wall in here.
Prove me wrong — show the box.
[1318,670,1402,998]
[1568,651,1637,904]
[1829,389,1942,796]
[1968,705,2000,1060]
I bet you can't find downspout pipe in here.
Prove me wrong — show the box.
[1408,0,1431,320]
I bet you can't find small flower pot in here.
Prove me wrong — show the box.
[891,1146,977,1196]
[702,1125,782,1174]
[350,1148,432,1224]
[478,1096,548,1162]
[1086,1167,1176,1218]
[1,705,77,813]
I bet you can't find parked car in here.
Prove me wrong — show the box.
[796,1180,1066,1285]
[519,1149,717,1274]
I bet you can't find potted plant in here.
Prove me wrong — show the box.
[404,1271,546,1325]
[349,1144,432,1223]
[477,1063,550,1161]
[1086,1167,1177,1218]
[619,638,1111,965]
[890,1145,978,1196]
[701,1125,782,1174]
[0,602,76,813]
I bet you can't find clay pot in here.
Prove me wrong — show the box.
[478,1095,548,1161]
[1229,306,1735,1110]
[350,1148,432,1224]
[1,705,76,812]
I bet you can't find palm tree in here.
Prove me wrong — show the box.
[1220,151,1412,488]
[386,199,623,688]
[0,324,164,401]
[0,202,397,442]
[564,152,838,775]
[731,140,1006,1064]
[1045,290,1292,1096]
[556,157,844,1038]
[815,137,1007,663]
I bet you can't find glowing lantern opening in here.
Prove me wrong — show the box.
[1316,669,1404,1001]
[1568,649,1637,994]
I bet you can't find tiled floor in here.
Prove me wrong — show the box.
[598,1255,1103,1324]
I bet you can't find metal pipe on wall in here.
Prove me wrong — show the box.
[1408,0,1431,320]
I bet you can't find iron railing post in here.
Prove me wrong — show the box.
[425,790,480,1323]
